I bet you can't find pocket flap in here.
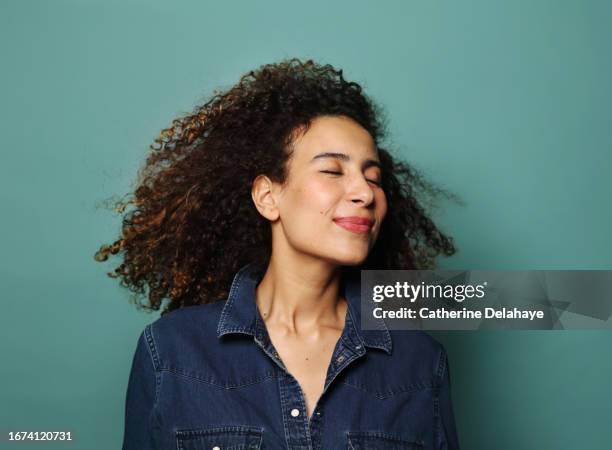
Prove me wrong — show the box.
[347,431,423,450]
[176,425,263,450]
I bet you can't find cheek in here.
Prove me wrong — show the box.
[382,195,389,217]
[377,191,388,217]
[288,178,339,217]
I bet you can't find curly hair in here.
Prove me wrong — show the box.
[95,58,458,315]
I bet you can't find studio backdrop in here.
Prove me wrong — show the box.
[1,1,611,449]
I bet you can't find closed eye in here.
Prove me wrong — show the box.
[319,170,381,187]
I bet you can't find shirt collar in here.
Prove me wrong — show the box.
[216,261,392,354]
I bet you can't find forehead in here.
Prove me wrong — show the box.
[289,115,378,162]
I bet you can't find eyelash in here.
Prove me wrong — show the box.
[319,170,382,187]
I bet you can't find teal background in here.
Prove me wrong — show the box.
[1,1,611,449]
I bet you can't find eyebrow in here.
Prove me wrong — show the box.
[310,152,381,170]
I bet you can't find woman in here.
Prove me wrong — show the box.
[96,58,459,449]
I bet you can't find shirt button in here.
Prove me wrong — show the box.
[212,447,220,450]
[290,408,300,417]
[355,345,362,350]
[336,355,346,363]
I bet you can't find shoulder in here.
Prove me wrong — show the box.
[388,330,448,382]
[389,329,445,358]
[392,328,446,357]
[151,301,225,335]
[141,301,226,369]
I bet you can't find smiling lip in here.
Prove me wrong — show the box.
[333,217,374,234]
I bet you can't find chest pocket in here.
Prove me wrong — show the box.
[175,426,263,450]
[347,431,423,450]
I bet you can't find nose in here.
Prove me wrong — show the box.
[347,173,375,206]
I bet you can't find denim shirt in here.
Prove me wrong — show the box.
[122,262,460,450]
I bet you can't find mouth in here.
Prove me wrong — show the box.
[333,217,374,234]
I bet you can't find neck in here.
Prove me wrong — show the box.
[255,254,347,336]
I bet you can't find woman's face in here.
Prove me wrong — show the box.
[273,115,387,266]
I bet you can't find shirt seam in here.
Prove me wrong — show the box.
[433,345,446,449]
[144,323,162,406]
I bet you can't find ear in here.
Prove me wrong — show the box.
[251,175,281,221]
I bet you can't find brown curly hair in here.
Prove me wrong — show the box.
[95,58,458,315]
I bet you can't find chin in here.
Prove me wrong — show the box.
[328,252,369,267]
